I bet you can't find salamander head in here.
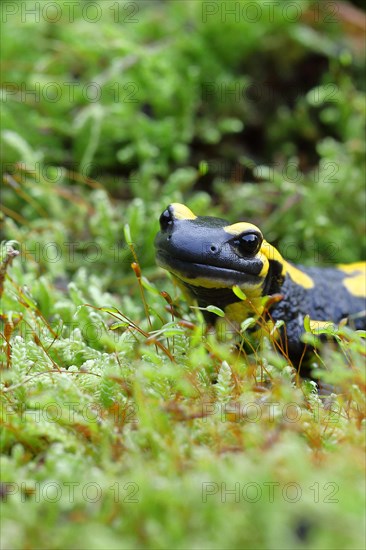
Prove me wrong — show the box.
[154,203,287,301]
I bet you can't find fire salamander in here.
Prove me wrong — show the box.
[155,203,366,362]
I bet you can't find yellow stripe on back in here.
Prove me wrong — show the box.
[261,241,314,289]
[337,262,366,273]
[284,261,314,289]
[338,262,366,297]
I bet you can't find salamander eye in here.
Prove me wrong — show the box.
[233,232,262,256]
[159,208,174,231]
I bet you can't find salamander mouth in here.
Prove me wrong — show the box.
[156,250,260,286]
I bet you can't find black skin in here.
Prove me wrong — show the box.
[268,266,365,361]
[182,266,365,366]
[155,205,366,367]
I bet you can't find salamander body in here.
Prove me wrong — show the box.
[155,203,366,361]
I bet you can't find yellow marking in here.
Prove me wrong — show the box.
[261,241,285,265]
[338,262,366,297]
[170,203,197,220]
[224,298,264,323]
[211,298,266,342]
[224,222,261,235]
[261,241,314,288]
[248,319,281,342]
[284,261,314,289]
[337,262,365,273]
[256,241,283,279]
[257,251,270,278]
[172,272,236,289]
[171,269,264,295]
[167,210,315,290]
[343,275,365,297]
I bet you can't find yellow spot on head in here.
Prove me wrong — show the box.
[224,222,262,235]
[170,203,197,220]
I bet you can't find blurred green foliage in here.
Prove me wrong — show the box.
[1,1,365,549]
